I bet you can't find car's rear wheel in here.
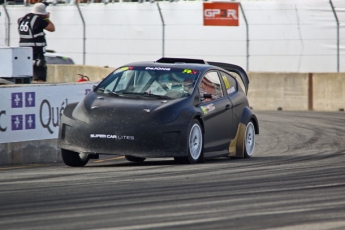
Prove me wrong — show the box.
[174,157,188,164]
[125,155,146,163]
[61,149,89,167]
[244,121,256,158]
[175,120,204,164]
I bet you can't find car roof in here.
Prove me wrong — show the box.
[123,57,250,94]
[123,60,214,72]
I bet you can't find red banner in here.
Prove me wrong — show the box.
[203,2,239,26]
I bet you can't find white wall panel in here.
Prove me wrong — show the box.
[161,2,247,65]
[86,53,161,67]
[86,25,161,39]
[244,6,299,25]
[166,40,245,56]
[333,0,345,22]
[86,39,160,54]
[250,55,337,73]
[166,25,245,40]
[80,4,162,66]
[160,3,203,25]
[80,4,161,25]
[251,39,337,55]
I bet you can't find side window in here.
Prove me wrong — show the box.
[220,71,237,95]
[199,71,224,102]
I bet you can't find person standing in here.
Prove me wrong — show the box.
[18,2,55,82]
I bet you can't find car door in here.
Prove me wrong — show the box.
[198,71,233,152]
[220,70,242,139]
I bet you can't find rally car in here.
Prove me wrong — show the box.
[58,57,259,166]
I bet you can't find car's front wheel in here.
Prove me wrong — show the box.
[244,121,256,158]
[175,120,204,164]
[61,149,89,167]
[125,155,146,163]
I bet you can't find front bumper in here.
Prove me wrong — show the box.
[58,115,189,158]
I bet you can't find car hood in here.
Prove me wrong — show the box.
[72,92,187,125]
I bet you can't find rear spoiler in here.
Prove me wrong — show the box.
[156,57,206,64]
[156,57,249,94]
[207,61,249,94]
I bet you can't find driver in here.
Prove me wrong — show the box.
[159,74,183,90]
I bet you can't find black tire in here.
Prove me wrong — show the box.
[244,121,256,158]
[174,157,188,164]
[61,149,89,167]
[176,119,204,164]
[125,155,146,163]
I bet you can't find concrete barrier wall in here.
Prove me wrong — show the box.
[47,64,116,83]
[47,65,344,112]
[0,139,59,165]
[247,72,309,111]
[0,81,97,165]
[313,73,345,112]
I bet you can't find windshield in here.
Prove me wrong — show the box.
[95,66,199,99]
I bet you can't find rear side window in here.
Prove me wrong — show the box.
[199,71,224,102]
[220,71,237,95]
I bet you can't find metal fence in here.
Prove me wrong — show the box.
[1,0,344,72]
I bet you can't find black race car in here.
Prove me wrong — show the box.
[58,58,259,166]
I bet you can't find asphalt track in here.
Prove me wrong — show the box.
[1,111,345,230]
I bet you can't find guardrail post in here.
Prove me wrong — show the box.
[156,2,165,57]
[308,73,313,111]
[239,3,249,72]
[76,1,86,65]
[329,0,339,72]
[2,2,10,46]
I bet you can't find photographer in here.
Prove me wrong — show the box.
[18,2,55,82]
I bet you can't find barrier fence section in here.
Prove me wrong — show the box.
[1,0,345,72]
[0,83,94,144]
[0,67,344,164]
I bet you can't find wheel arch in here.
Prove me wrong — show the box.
[193,114,205,134]
[63,102,78,118]
[229,106,259,158]
[240,106,259,135]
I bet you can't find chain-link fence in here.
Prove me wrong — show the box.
[1,0,344,72]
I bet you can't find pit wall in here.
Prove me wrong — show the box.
[248,72,345,112]
[0,65,344,165]
[0,81,97,165]
[0,139,60,165]
[47,64,115,83]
